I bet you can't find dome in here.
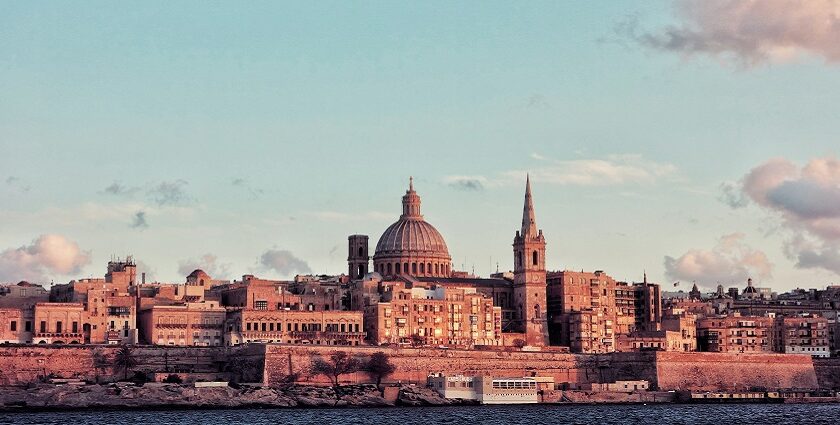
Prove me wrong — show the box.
[375,219,450,257]
[372,178,452,278]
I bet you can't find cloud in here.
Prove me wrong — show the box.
[506,154,677,186]
[148,180,190,206]
[664,232,773,286]
[624,0,840,67]
[444,175,486,191]
[259,249,311,277]
[177,254,231,279]
[102,182,140,197]
[719,181,748,208]
[741,157,840,241]
[733,157,840,276]
[231,178,264,199]
[130,211,148,229]
[5,176,31,192]
[135,260,156,283]
[0,235,92,283]
[525,94,550,109]
[311,211,392,222]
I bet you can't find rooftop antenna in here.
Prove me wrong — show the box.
[496,262,500,273]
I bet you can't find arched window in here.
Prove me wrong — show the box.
[427,263,432,275]
[517,251,523,268]
[419,263,425,274]
[387,263,392,275]
[435,263,439,275]
[358,247,364,257]
[534,304,540,320]
[403,263,409,273]
[532,250,538,266]
[359,265,365,277]
[412,263,417,274]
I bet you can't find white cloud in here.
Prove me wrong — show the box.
[177,253,231,280]
[627,0,840,67]
[259,249,311,277]
[0,235,92,283]
[733,156,840,275]
[311,210,393,222]
[506,154,677,186]
[664,232,773,286]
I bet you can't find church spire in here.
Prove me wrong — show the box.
[521,174,537,237]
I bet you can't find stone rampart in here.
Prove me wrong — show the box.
[262,345,657,386]
[0,345,261,386]
[0,345,829,392]
[813,358,840,391]
[654,351,818,391]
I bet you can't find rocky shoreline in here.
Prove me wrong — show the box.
[0,383,477,412]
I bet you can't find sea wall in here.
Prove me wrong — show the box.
[262,345,657,387]
[654,352,818,391]
[0,344,832,392]
[0,345,262,386]
[813,358,840,390]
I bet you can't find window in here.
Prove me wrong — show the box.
[254,300,268,310]
[25,321,32,332]
[532,250,538,266]
[10,321,16,332]
[72,322,79,333]
[56,321,63,333]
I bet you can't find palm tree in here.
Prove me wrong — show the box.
[113,345,138,381]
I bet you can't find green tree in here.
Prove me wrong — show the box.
[363,351,396,396]
[113,345,138,381]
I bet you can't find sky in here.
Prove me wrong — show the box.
[2,1,840,292]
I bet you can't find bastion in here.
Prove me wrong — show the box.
[0,344,833,392]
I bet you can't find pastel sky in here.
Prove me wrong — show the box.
[2,1,840,292]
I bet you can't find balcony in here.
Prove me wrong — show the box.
[34,332,84,342]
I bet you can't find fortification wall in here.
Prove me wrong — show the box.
[261,345,658,387]
[0,345,828,392]
[654,351,818,391]
[813,358,840,390]
[0,345,260,386]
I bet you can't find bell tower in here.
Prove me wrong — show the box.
[348,235,369,280]
[513,175,548,346]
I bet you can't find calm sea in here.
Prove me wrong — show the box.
[2,404,840,425]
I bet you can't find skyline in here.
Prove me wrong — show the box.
[3,1,840,290]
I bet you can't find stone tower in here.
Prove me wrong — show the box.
[513,175,548,346]
[348,234,369,280]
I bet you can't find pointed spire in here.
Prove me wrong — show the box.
[643,270,647,284]
[409,176,414,192]
[521,174,537,237]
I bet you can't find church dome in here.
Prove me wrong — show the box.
[375,218,449,257]
[373,178,452,278]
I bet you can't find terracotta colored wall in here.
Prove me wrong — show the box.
[0,345,259,386]
[813,358,840,390]
[261,345,658,387]
[0,345,828,393]
[654,351,818,391]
